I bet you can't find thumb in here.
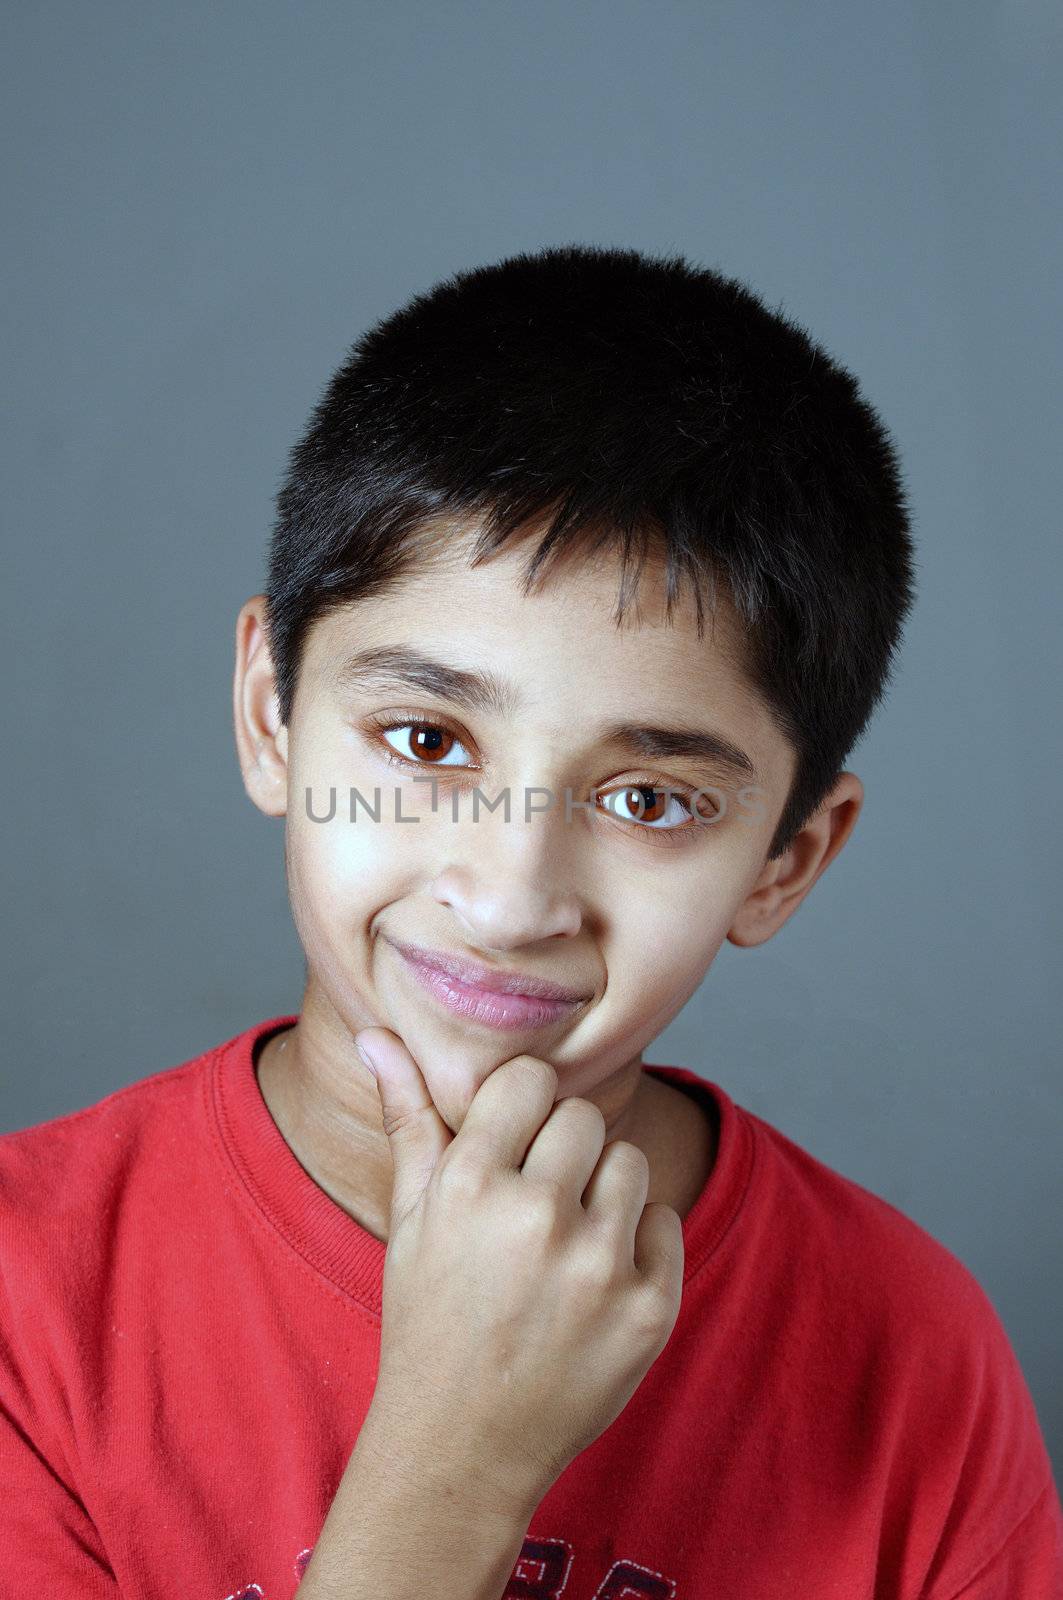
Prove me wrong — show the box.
[354,1026,455,1228]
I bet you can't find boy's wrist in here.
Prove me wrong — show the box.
[296,1407,547,1598]
[351,1398,553,1525]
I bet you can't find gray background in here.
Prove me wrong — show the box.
[2,0,1060,1474]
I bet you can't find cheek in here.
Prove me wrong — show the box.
[611,879,734,1006]
[285,791,417,948]
[287,729,432,907]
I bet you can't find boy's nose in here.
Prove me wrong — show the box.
[427,806,586,950]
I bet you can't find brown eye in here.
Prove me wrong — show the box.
[409,726,451,762]
[598,785,697,830]
[628,786,666,823]
[378,720,473,767]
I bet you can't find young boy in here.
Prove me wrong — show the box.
[1,244,1059,1599]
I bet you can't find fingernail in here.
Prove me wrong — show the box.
[356,1039,378,1077]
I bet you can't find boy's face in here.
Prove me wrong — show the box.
[237,524,860,1127]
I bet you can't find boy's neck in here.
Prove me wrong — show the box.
[253,1021,719,1244]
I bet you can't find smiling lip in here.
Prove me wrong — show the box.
[386,938,591,1002]
[386,937,592,1032]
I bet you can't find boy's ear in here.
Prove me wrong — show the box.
[233,594,288,819]
[726,772,864,948]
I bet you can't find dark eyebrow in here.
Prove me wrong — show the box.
[332,645,521,718]
[603,719,761,786]
[331,645,762,787]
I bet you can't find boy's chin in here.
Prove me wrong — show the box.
[355,990,576,1117]
[406,1026,557,1121]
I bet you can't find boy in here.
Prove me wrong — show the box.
[1,243,1060,1598]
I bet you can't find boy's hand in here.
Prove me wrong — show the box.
[352,1025,685,1510]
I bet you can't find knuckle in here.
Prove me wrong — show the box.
[624,1269,664,1320]
[436,1150,488,1202]
[379,1103,434,1141]
[573,1240,621,1292]
[560,1096,607,1138]
[634,1278,681,1338]
[516,1182,564,1237]
[506,1055,558,1095]
[603,1138,650,1182]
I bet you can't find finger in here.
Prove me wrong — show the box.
[633,1202,685,1304]
[581,1139,651,1260]
[520,1097,607,1201]
[454,1054,559,1172]
[355,1027,455,1228]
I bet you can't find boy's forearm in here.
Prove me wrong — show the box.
[295,1414,548,1600]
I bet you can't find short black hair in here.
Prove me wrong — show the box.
[265,242,917,862]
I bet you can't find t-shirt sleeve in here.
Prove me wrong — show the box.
[0,1386,120,1593]
[934,1478,1063,1599]
[910,1258,1063,1600]
[0,1175,119,1593]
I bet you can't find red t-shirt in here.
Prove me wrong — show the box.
[1,1013,1060,1598]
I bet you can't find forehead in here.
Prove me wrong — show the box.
[312,521,747,676]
